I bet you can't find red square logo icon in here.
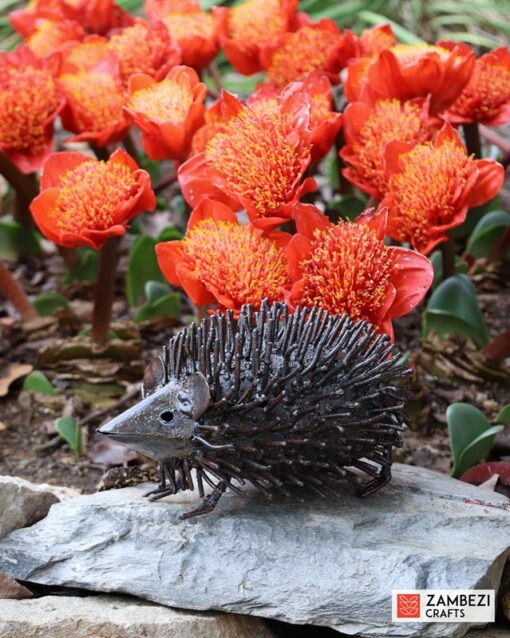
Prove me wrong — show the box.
[397,593,421,619]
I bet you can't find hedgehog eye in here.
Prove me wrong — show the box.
[177,391,192,413]
[159,411,174,424]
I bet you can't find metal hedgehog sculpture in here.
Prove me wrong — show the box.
[99,301,410,519]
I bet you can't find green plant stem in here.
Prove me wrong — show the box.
[92,237,119,346]
[440,239,456,281]
[0,259,37,321]
[334,128,353,196]
[463,123,482,158]
[481,325,510,364]
[0,151,38,226]
[123,132,141,165]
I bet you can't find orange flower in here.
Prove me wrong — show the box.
[214,0,297,76]
[108,19,181,86]
[0,46,63,173]
[10,0,133,37]
[178,84,315,230]
[189,90,242,156]
[156,199,291,311]
[340,98,437,200]
[144,0,219,69]
[345,42,475,114]
[60,35,111,73]
[59,58,131,146]
[250,73,342,163]
[125,66,206,161]
[24,17,85,58]
[286,204,433,339]
[446,47,510,127]
[30,149,155,249]
[261,17,357,88]
[381,124,505,255]
[357,24,396,56]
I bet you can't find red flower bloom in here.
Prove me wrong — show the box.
[59,58,131,146]
[24,17,85,58]
[125,66,206,161]
[250,72,342,163]
[60,35,110,73]
[30,149,155,249]
[10,0,133,37]
[0,46,63,173]
[345,42,475,114]
[178,84,315,230]
[189,90,242,156]
[357,24,396,57]
[261,17,357,88]
[108,19,181,86]
[286,204,433,339]
[446,47,510,126]
[381,124,505,255]
[156,199,291,311]
[340,98,437,200]
[214,0,297,76]
[144,0,219,69]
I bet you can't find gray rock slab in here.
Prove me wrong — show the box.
[0,464,509,638]
[0,476,59,539]
[0,595,275,638]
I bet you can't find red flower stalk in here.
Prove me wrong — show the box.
[286,204,433,339]
[214,0,297,76]
[189,90,241,156]
[125,66,206,161]
[156,199,291,312]
[445,47,510,127]
[357,24,396,57]
[0,260,37,321]
[345,42,475,115]
[108,19,182,86]
[381,124,505,255]
[144,0,219,69]
[178,84,315,230]
[59,58,131,146]
[10,0,133,37]
[250,72,342,163]
[0,46,63,174]
[30,149,155,249]
[340,98,437,200]
[261,17,357,88]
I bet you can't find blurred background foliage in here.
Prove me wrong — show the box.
[1,0,509,52]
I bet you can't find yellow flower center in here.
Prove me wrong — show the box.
[299,224,394,328]
[228,0,285,44]
[205,100,310,215]
[51,161,139,233]
[0,65,58,154]
[128,79,192,124]
[184,219,288,308]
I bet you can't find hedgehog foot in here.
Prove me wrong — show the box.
[180,481,227,520]
[359,465,391,497]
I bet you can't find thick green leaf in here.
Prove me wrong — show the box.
[55,416,81,458]
[328,194,367,221]
[429,251,468,289]
[450,197,501,239]
[134,292,181,323]
[357,10,425,43]
[447,403,490,477]
[63,249,99,283]
[456,426,504,477]
[0,219,41,258]
[158,227,183,242]
[145,280,171,303]
[496,404,510,426]
[221,72,265,95]
[126,236,165,307]
[33,292,69,317]
[22,371,57,396]
[465,210,510,259]
[422,274,489,348]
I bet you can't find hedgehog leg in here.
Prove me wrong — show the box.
[359,452,392,496]
[144,464,167,498]
[180,481,227,520]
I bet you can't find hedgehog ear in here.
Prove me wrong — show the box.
[178,372,211,420]
[142,356,166,398]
